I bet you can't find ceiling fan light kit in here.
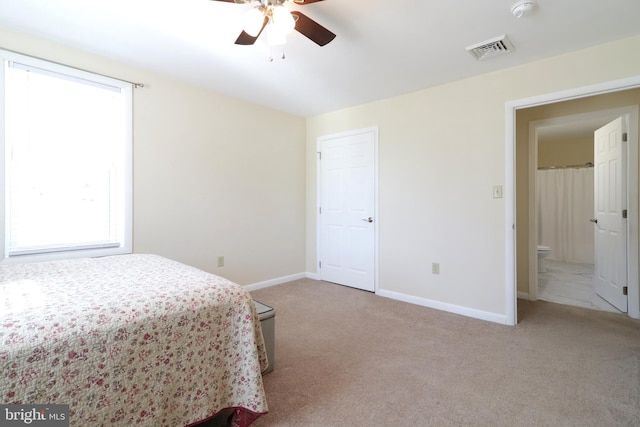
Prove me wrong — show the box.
[272,5,296,34]
[244,7,266,37]
[213,0,335,57]
[266,22,287,46]
[243,3,294,43]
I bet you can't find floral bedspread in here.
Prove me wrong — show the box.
[0,254,268,426]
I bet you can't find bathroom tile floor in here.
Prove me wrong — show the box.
[538,260,622,314]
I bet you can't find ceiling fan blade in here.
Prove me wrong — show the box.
[290,11,336,46]
[234,16,268,45]
[292,0,326,4]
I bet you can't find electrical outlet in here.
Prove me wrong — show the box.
[217,256,224,267]
[432,263,440,275]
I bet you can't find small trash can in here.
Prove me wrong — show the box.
[253,300,275,374]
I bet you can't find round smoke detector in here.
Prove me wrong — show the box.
[511,0,536,18]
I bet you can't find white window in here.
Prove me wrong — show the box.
[1,50,132,262]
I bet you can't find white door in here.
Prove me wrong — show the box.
[319,128,376,292]
[594,117,627,312]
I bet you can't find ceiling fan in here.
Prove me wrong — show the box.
[213,0,336,47]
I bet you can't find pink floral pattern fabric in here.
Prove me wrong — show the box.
[0,254,268,426]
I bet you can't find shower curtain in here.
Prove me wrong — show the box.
[536,167,594,264]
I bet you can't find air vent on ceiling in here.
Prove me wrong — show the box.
[466,35,515,61]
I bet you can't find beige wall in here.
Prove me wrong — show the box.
[538,137,593,168]
[0,28,307,286]
[307,35,640,319]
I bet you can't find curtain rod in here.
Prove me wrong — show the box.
[0,47,144,88]
[538,162,593,170]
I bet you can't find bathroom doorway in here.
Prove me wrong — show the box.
[533,111,615,313]
[509,83,640,324]
[524,104,638,314]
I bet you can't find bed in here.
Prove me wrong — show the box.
[0,254,268,426]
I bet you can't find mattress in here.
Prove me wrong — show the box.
[0,254,268,426]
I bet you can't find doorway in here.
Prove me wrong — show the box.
[527,107,637,313]
[505,77,640,325]
[529,110,635,313]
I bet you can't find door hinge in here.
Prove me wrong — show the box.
[622,132,628,142]
[623,286,628,296]
[319,206,322,214]
[318,151,322,160]
[622,209,627,219]
[319,261,322,269]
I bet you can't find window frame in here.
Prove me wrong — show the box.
[0,50,133,264]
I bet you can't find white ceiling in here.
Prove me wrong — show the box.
[1,0,639,118]
[537,116,615,144]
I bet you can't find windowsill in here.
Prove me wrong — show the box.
[1,246,132,264]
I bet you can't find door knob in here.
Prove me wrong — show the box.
[361,217,373,223]
[590,218,598,224]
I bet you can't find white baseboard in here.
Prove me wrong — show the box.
[305,272,320,280]
[246,275,511,325]
[517,291,531,300]
[243,272,308,292]
[376,288,510,325]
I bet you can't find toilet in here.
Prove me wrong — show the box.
[537,245,552,273]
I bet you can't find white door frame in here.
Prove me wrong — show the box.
[527,106,638,303]
[505,76,640,325]
[316,126,379,292]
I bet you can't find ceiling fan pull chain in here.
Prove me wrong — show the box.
[268,47,286,62]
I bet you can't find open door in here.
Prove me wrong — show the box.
[593,117,627,312]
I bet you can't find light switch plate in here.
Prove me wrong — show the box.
[493,185,503,199]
